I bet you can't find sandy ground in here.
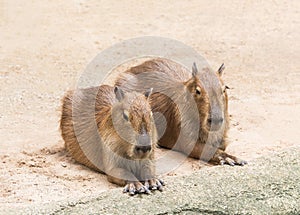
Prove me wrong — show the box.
[0,0,299,209]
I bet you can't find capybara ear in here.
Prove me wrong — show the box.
[218,63,225,76]
[192,62,198,77]
[144,88,153,99]
[114,86,125,102]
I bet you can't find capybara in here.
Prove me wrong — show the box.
[115,58,247,166]
[60,85,164,195]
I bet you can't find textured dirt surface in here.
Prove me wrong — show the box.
[0,0,299,211]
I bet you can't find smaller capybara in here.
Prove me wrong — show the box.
[115,58,247,166]
[60,85,164,195]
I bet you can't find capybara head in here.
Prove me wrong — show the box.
[184,63,210,131]
[111,87,156,159]
[200,64,229,132]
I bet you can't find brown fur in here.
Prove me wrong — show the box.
[60,85,164,193]
[115,58,246,165]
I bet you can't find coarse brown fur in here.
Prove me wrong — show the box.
[60,85,164,194]
[115,58,246,166]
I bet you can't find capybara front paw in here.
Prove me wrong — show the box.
[123,181,150,195]
[144,178,165,191]
[217,155,247,166]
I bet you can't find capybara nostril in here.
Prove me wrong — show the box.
[218,117,224,124]
[208,118,212,124]
[135,145,152,153]
[208,117,223,125]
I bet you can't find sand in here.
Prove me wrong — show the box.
[0,0,299,208]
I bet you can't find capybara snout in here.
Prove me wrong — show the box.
[207,115,224,130]
[136,132,152,151]
[204,64,227,131]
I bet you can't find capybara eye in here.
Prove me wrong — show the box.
[123,110,129,121]
[195,86,201,95]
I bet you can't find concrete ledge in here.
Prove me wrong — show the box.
[4,147,300,215]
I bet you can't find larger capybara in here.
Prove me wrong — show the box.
[60,85,164,195]
[115,58,247,166]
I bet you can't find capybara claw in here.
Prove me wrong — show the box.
[232,157,248,166]
[129,191,135,196]
[137,185,151,194]
[216,153,247,166]
[225,157,236,166]
[144,180,150,189]
[155,179,164,191]
[144,187,151,194]
[157,183,163,191]
[128,185,136,195]
[137,186,145,193]
[151,185,157,190]
[123,184,129,193]
[158,179,165,186]
[124,182,151,195]
[219,159,226,165]
[145,178,165,192]
[140,181,151,194]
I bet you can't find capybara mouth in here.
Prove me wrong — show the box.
[206,122,223,131]
[133,147,152,159]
